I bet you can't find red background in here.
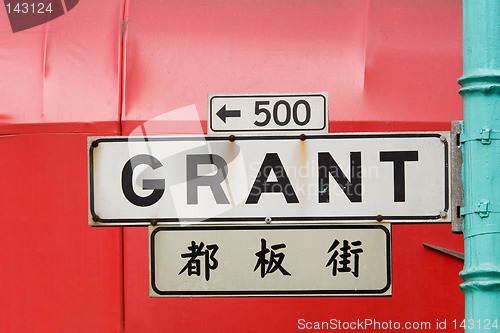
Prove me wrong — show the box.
[0,1,464,332]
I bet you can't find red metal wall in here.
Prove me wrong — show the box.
[0,1,464,332]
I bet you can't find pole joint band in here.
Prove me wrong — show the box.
[460,129,500,145]
[461,200,500,218]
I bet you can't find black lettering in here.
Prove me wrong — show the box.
[292,100,311,126]
[318,152,362,203]
[246,153,299,204]
[273,100,291,126]
[379,151,419,202]
[186,154,229,205]
[121,154,165,207]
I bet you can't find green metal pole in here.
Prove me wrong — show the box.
[459,0,500,331]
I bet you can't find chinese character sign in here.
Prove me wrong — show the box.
[326,239,364,277]
[178,241,219,281]
[151,225,390,297]
[254,238,291,278]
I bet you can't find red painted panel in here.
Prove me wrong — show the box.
[121,0,462,135]
[124,224,464,332]
[363,0,463,124]
[121,1,465,333]
[0,0,123,134]
[0,1,124,330]
[121,0,369,135]
[0,134,122,332]
[0,0,466,332]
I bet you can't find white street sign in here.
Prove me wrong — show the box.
[88,133,450,226]
[150,224,391,297]
[208,93,328,134]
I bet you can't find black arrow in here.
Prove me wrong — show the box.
[216,105,241,123]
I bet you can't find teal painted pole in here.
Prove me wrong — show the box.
[458,0,500,331]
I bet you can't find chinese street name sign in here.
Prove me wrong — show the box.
[88,133,450,226]
[149,224,391,297]
[208,93,328,134]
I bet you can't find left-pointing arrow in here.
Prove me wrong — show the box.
[216,105,241,123]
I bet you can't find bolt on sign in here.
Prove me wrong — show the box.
[88,133,450,226]
[149,224,391,297]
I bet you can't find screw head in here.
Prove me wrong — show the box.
[299,134,306,141]
[376,214,383,222]
[265,217,272,224]
[440,135,447,143]
[91,141,99,148]
[228,135,236,142]
[440,211,447,218]
[151,219,158,226]
[92,215,100,222]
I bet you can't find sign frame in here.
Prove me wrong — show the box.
[88,132,450,226]
[149,223,392,297]
[207,92,329,134]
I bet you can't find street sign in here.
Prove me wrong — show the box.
[208,93,328,134]
[88,133,450,226]
[149,224,391,297]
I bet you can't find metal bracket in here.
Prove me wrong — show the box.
[480,129,492,144]
[460,200,500,218]
[451,121,464,234]
[460,128,500,145]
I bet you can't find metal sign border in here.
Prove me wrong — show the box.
[207,92,328,134]
[88,133,449,226]
[149,223,392,297]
